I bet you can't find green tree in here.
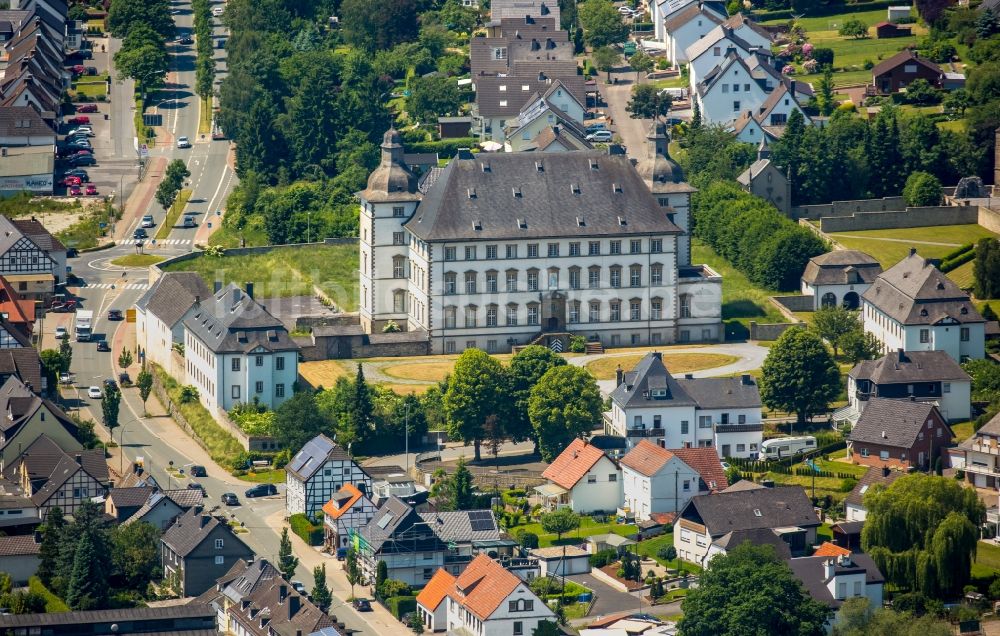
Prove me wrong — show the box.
[274,390,329,451]
[902,171,942,206]
[408,74,463,123]
[114,42,170,89]
[943,88,971,116]
[112,521,161,592]
[832,597,953,636]
[816,67,835,116]
[410,612,425,634]
[118,349,133,369]
[862,473,984,596]
[592,46,620,82]
[451,458,474,511]
[629,50,654,82]
[58,335,72,374]
[838,18,869,38]
[506,346,567,448]
[101,382,121,440]
[528,366,603,462]
[760,328,840,426]
[278,528,298,581]
[974,238,1000,300]
[810,306,859,357]
[626,84,672,121]
[839,330,881,365]
[444,349,504,461]
[346,547,362,598]
[312,564,332,612]
[108,0,174,39]
[340,0,418,50]
[540,508,580,597]
[533,621,563,636]
[578,0,629,47]
[349,364,374,448]
[36,506,65,588]
[679,543,830,636]
[65,525,109,610]
[137,369,153,416]
[40,349,61,392]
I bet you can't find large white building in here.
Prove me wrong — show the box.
[800,250,882,311]
[135,272,211,375]
[359,129,722,353]
[606,352,763,459]
[285,434,372,518]
[663,3,724,69]
[862,250,985,362]
[182,283,299,414]
[444,554,555,636]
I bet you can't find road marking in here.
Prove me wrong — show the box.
[205,163,231,214]
[86,282,150,290]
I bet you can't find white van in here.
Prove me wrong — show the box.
[761,436,817,459]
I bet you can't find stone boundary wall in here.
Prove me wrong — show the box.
[818,206,976,233]
[773,295,814,312]
[792,197,905,220]
[979,206,1000,234]
[749,321,802,341]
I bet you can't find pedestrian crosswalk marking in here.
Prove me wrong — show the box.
[87,282,149,290]
[148,239,192,245]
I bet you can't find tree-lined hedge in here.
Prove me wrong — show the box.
[288,513,323,546]
[694,182,828,291]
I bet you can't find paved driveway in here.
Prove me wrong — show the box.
[567,572,644,618]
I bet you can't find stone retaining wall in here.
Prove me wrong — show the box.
[818,206,976,232]
[773,295,814,312]
[749,321,802,341]
[979,206,1000,234]
[792,197,905,220]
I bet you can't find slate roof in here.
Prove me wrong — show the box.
[722,12,773,42]
[541,438,610,490]
[3,434,106,506]
[680,485,820,536]
[848,397,946,449]
[664,3,722,32]
[183,284,298,354]
[610,353,697,410]
[228,576,337,636]
[212,558,280,605]
[109,486,155,509]
[802,250,882,286]
[120,491,183,527]
[0,346,43,392]
[356,496,441,553]
[0,534,39,556]
[524,124,592,151]
[404,150,681,242]
[871,49,942,79]
[788,553,885,608]
[685,24,757,63]
[712,527,792,560]
[722,479,765,493]
[736,159,774,186]
[490,0,560,22]
[974,412,1000,438]
[0,603,217,629]
[137,272,211,328]
[0,106,53,138]
[843,466,902,509]
[754,80,813,122]
[848,350,970,384]
[416,568,456,611]
[475,73,586,118]
[286,434,354,482]
[419,510,501,543]
[162,507,251,558]
[862,252,983,325]
[449,554,536,621]
[675,376,761,410]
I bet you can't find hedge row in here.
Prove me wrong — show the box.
[753,0,900,22]
[406,138,478,158]
[289,513,323,546]
[386,595,416,619]
[940,244,976,273]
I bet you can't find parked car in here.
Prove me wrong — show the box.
[353,599,372,612]
[68,64,85,75]
[68,49,93,60]
[76,104,98,113]
[96,341,111,352]
[67,116,91,125]
[59,373,74,385]
[107,309,123,320]
[63,168,89,181]
[67,154,96,166]
[244,484,277,498]
[133,228,148,239]
[103,378,118,391]
[188,482,206,495]
[66,247,79,258]
[183,215,196,228]
[291,581,306,595]
[54,326,68,339]
[586,130,614,142]
[119,372,131,385]
[87,386,102,399]
[85,184,97,196]
[177,35,193,44]
[585,123,607,134]
[221,492,239,506]
[63,176,81,187]
[85,66,97,75]
[141,215,155,228]
[69,185,81,196]
[189,465,207,477]
[68,126,94,136]
[176,136,191,149]
[212,6,224,15]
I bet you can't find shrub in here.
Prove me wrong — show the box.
[812,48,834,67]
[28,577,68,613]
[839,477,858,492]
[589,548,618,568]
[273,448,292,468]
[569,335,587,352]
[386,594,416,619]
[518,531,539,549]
[405,138,478,158]
[903,171,942,206]
[379,579,412,599]
[289,513,323,546]
[179,385,199,403]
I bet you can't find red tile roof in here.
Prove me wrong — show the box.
[672,447,728,491]
[621,440,675,476]
[449,554,522,620]
[322,483,363,520]
[813,542,851,557]
[0,276,33,332]
[541,438,609,490]
[416,568,456,611]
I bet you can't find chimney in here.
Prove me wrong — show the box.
[288,595,301,618]
[74,453,81,465]
[652,351,662,360]
[909,247,917,256]
[910,395,916,401]
[245,282,254,299]
[279,584,288,602]
[615,365,624,387]
[214,281,222,293]
[33,530,41,544]
[741,374,752,385]
[789,80,796,97]
[823,559,835,580]
[194,295,200,304]
[685,373,694,380]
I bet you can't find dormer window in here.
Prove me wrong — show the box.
[535,161,544,172]
[467,188,477,199]
[618,216,627,226]
[517,219,527,229]
[589,159,599,170]
[473,220,482,231]
[651,388,667,399]
[612,183,623,193]
[512,187,522,198]
[480,161,490,172]
[576,216,585,226]
[499,85,507,91]
[570,184,581,194]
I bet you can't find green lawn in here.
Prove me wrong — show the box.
[952,421,975,443]
[692,239,785,340]
[207,224,269,248]
[509,517,636,548]
[241,468,286,483]
[156,189,192,240]
[163,243,360,309]
[635,531,702,574]
[110,254,165,267]
[973,541,1000,579]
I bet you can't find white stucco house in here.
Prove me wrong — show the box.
[445,554,555,636]
[695,52,776,125]
[182,283,300,414]
[537,438,621,514]
[285,434,372,518]
[801,250,882,311]
[843,467,901,522]
[620,440,727,522]
[135,272,211,374]
[686,23,768,93]
[663,3,724,68]
[788,553,885,623]
[605,352,763,458]
[652,0,726,42]
[862,250,985,362]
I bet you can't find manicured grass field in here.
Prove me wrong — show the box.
[635,531,703,574]
[207,224,269,248]
[299,359,352,389]
[973,540,1000,579]
[585,352,738,380]
[241,468,286,484]
[162,243,359,308]
[509,517,637,548]
[155,189,192,240]
[110,254,165,267]
[692,239,786,340]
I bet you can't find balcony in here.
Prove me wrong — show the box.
[716,423,764,434]
[965,462,1000,476]
[626,427,665,438]
[968,438,1000,456]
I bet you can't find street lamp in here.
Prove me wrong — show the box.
[404,401,410,474]
[119,427,131,475]
[307,210,312,244]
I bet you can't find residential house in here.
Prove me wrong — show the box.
[528,545,591,576]
[474,72,585,142]
[0,483,38,534]
[161,506,255,597]
[285,434,371,518]
[198,557,279,634]
[871,49,942,94]
[736,138,792,215]
[732,109,776,144]
[695,52,776,125]
[182,283,299,414]
[0,603,218,636]
[663,3,724,68]
[489,0,560,22]
[844,466,901,522]
[370,473,429,508]
[652,0,726,42]
[105,486,154,522]
[685,24,770,93]
[875,21,912,37]
[847,397,951,470]
[751,80,812,128]
[605,352,763,458]
[418,509,503,573]
[224,577,341,636]
[846,349,971,423]
[444,554,555,636]
[0,108,54,195]
[438,116,473,139]
[3,433,107,519]
[503,82,590,152]
[674,485,820,566]
[358,132,723,351]
[620,440,727,522]
[788,553,885,621]
[0,534,38,584]
[322,483,376,552]
[416,568,455,632]
[801,250,883,311]
[537,438,621,513]
[121,490,188,530]
[704,525,794,563]
[953,412,1000,489]
[508,123,591,152]
[135,272,211,374]
[861,250,985,361]
[0,375,82,469]
[0,215,66,296]
[0,275,36,338]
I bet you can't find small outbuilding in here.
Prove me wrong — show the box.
[875,21,912,38]
[530,545,592,577]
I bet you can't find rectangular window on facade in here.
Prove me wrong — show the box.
[920,329,929,343]
[215,555,225,565]
[527,306,539,325]
[231,358,240,371]
[393,232,405,245]
[651,239,662,253]
[961,327,970,341]
[276,384,285,398]
[507,306,518,326]
[465,246,476,260]
[392,206,405,217]
[587,475,597,483]
[506,244,517,259]
[527,271,539,291]
[681,420,689,434]
[610,240,621,255]
[589,269,600,288]
[445,273,456,294]
[589,241,600,255]
[255,355,263,367]
[487,340,498,353]
[215,538,224,549]
[487,307,497,327]
[514,622,523,636]
[445,307,456,328]
[630,301,641,320]
[611,268,621,288]
[569,302,580,323]
[465,273,476,294]
[944,382,951,393]
[610,302,621,321]
[486,245,498,259]
[630,266,641,287]
[589,303,600,323]
[255,381,264,393]
[232,385,240,399]
[446,341,456,353]
[569,242,581,256]
[528,244,539,258]
[569,269,580,289]
[651,300,662,320]
[466,307,477,327]
[699,416,711,428]
[547,243,559,257]
[445,247,456,261]
[506,272,517,291]
[393,257,405,279]
[651,265,663,285]
[630,239,641,254]
[276,356,285,371]
[486,272,497,293]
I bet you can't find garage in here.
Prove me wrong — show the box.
[530,546,592,577]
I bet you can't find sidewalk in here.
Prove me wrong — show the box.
[115,155,167,242]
